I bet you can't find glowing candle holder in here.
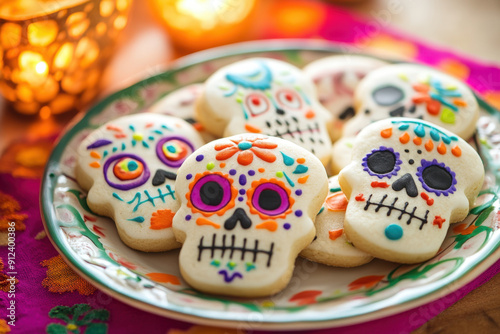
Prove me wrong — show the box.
[0,0,131,117]
[149,0,258,52]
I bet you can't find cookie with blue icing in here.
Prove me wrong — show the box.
[343,64,479,140]
[196,57,334,167]
[172,133,328,297]
[76,113,205,252]
[339,118,484,263]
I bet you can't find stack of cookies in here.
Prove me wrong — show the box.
[75,56,484,297]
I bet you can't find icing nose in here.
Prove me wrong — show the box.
[152,169,177,186]
[224,208,252,230]
[276,108,285,115]
[391,173,418,197]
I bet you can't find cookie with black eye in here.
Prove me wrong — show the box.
[342,64,479,140]
[76,113,205,252]
[172,133,328,297]
[196,57,334,167]
[339,117,484,264]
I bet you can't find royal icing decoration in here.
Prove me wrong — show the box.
[76,113,205,252]
[339,118,484,263]
[173,133,328,297]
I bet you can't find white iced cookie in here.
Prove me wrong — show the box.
[149,84,217,143]
[303,55,387,142]
[330,136,356,176]
[76,113,205,252]
[343,64,479,140]
[173,133,328,297]
[339,118,484,263]
[196,57,334,166]
[300,176,373,267]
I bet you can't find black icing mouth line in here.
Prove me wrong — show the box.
[264,120,323,142]
[197,234,274,267]
[364,194,429,229]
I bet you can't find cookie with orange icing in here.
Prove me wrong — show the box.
[173,133,328,297]
[300,175,373,267]
[76,113,205,252]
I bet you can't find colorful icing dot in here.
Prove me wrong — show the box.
[295,210,303,217]
[127,160,138,171]
[207,162,215,170]
[238,141,253,150]
[284,223,291,230]
[220,163,226,168]
[229,169,237,175]
[276,171,284,178]
[295,189,302,196]
[248,170,255,176]
[385,224,403,240]
[211,260,220,267]
[227,261,237,270]
[166,144,176,153]
[239,189,246,195]
[258,168,265,173]
[132,133,143,141]
[196,155,204,162]
[185,215,192,221]
[239,174,247,186]
[238,197,244,202]
[186,174,192,180]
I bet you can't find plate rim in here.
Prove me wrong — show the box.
[40,39,500,329]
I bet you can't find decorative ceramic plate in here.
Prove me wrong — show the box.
[41,40,500,330]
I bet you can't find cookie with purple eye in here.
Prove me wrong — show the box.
[76,113,205,252]
[172,133,328,297]
[300,175,373,267]
[339,118,484,263]
[196,57,334,167]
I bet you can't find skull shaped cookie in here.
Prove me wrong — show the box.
[173,133,328,297]
[300,175,373,267]
[303,55,387,142]
[149,84,217,143]
[339,118,484,263]
[196,57,334,166]
[342,64,479,140]
[76,113,205,252]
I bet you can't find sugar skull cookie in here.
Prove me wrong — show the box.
[149,84,217,143]
[342,64,479,140]
[196,57,334,166]
[173,133,328,297]
[76,113,205,252]
[303,55,387,141]
[300,175,373,267]
[339,118,484,263]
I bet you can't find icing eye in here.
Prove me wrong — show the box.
[245,93,271,116]
[362,146,402,179]
[191,174,233,212]
[156,136,194,168]
[372,85,404,106]
[417,159,457,196]
[103,153,150,190]
[276,89,302,110]
[251,182,290,217]
[113,157,144,180]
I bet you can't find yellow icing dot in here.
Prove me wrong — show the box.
[132,132,143,141]
[276,171,283,177]
[207,162,215,170]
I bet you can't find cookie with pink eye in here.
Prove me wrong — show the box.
[196,57,334,167]
[300,175,373,267]
[172,133,328,297]
[339,118,484,263]
[149,84,217,143]
[76,113,205,252]
[303,55,387,142]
